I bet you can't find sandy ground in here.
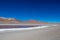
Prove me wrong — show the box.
[0,25,60,40]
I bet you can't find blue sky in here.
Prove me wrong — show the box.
[0,0,60,22]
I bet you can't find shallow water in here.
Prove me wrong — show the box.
[0,25,41,29]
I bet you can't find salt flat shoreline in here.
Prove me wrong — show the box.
[0,24,60,40]
[0,25,60,40]
[0,24,59,32]
[0,26,49,32]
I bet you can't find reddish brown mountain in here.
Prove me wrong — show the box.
[27,19,48,24]
[0,17,21,24]
[0,17,48,24]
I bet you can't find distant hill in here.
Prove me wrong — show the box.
[0,17,21,24]
[0,17,48,24]
[27,19,48,24]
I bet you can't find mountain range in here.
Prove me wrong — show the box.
[0,17,48,24]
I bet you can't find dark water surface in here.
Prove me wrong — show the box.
[0,25,40,29]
